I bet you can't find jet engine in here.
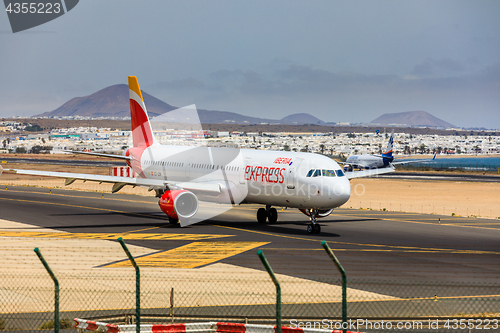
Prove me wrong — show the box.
[299,208,334,218]
[159,190,199,221]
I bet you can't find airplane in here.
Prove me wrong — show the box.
[343,130,436,171]
[1,76,396,234]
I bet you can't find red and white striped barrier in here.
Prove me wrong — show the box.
[74,319,119,333]
[74,320,361,333]
[215,323,359,333]
[109,166,136,178]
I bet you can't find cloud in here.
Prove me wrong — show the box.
[411,58,466,76]
[150,78,208,90]
[157,62,499,128]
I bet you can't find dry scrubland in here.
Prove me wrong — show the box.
[347,178,500,219]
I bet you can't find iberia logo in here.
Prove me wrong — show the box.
[4,0,79,33]
[273,157,292,165]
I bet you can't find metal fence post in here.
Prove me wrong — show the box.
[321,241,347,333]
[257,250,281,333]
[34,248,59,333]
[118,237,140,333]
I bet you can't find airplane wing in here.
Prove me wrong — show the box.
[392,153,437,165]
[64,150,132,161]
[12,168,220,194]
[345,165,395,179]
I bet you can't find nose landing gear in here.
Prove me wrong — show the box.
[256,205,278,224]
[307,208,321,234]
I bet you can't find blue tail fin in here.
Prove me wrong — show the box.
[382,130,394,158]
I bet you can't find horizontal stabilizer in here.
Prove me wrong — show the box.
[392,153,437,165]
[65,150,132,160]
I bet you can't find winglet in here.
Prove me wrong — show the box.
[432,153,437,160]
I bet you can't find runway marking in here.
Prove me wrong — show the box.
[215,225,500,255]
[0,188,157,205]
[104,241,269,268]
[261,247,500,255]
[0,231,232,241]
[333,212,500,232]
[0,196,165,220]
[1,192,497,253]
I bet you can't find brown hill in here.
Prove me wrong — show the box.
[38,84,176,118]
[371,111,455,128]
[37,84,326,125]
[280,113,325,124]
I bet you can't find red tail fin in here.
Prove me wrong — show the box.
[128,76,157,147]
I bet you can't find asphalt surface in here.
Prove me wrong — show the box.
[1,185,499,286]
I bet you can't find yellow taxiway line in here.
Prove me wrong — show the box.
[104,241,269,268]
[214,225,500,255]
[0,231,232,241]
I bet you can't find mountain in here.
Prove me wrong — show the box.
[371,111,455,128]
[280,113,325,125]
[37,84,326,125]
[38,84,176,118]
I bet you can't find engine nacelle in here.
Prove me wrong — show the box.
[299,208,334,218]
[159,190,199,220]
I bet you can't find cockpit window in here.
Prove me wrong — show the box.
[322,170,336,177]
[307,169,345,177]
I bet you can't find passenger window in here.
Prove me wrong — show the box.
[306,169,314,177]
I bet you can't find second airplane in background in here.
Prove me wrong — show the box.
[343,130,436,171]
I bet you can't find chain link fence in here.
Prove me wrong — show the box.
[0,239,499,332]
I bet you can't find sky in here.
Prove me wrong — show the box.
[1,0,499,128]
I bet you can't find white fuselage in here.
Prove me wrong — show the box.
[136,145,351,210]
[346,154,387,169]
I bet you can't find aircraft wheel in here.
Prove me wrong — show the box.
[307,224,314,234]
[314,224,321,234]
[168,216,179,225]
[268,208,278,224]
[257,208,267,223]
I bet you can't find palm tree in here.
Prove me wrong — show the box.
[319,144,325,155]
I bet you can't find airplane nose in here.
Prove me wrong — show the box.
[338,178,351,205]
[327,178,351,206]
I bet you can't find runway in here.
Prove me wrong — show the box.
[0,185,499,285]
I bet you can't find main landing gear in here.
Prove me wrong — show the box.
[306,208,321,234]
[257,205,278,224]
